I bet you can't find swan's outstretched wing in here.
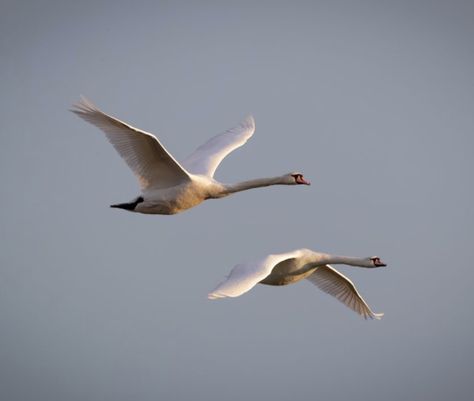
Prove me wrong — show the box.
[71,97,191,190]
[306,265,383,320]
[182,116,255,177]
[208,251,300,299]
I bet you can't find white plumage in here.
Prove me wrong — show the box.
[72,97,190,190]
[72,97,310,214]
[182,115,255,178]
[209,249,386,320]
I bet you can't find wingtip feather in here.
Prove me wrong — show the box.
[70,95,99,115]
[242,115,255,130]
[371,312,384,320]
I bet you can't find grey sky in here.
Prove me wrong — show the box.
[1,1,473,400]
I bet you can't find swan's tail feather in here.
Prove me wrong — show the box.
[110,196,144,211]
[208,292,227,300]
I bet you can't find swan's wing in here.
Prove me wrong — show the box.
[306,265,383,320]
[71,97,191,190]
[182,116,255,177]
[208,251,300,299]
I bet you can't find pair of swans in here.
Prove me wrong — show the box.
[72,98,386,319]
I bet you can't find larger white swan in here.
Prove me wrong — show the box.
[209,249,386,320]
[71,98,310,214]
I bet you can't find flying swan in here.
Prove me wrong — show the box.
[208,249,386,319]
[71,98,310,214]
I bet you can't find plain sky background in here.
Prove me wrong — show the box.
[1,1,473,400]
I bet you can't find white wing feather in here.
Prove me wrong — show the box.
[306,265,384,320]
[182,116,255,177]
[71,97,191,190]
[208,251,300,299]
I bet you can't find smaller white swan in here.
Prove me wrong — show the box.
[208,249,386,320]
[71,97,310,215]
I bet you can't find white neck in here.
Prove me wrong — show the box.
[310,252,372,268]
[220,175,291,196]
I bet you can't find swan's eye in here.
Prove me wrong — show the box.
[292,174,302,182]
[370,257,386,267]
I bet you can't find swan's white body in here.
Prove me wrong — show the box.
[209,249,386,320]
[72,98,309,214]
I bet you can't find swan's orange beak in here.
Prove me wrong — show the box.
[297,176,311,185]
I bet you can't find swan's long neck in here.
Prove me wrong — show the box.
[220,175,289,196]
[313,253,371,268]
